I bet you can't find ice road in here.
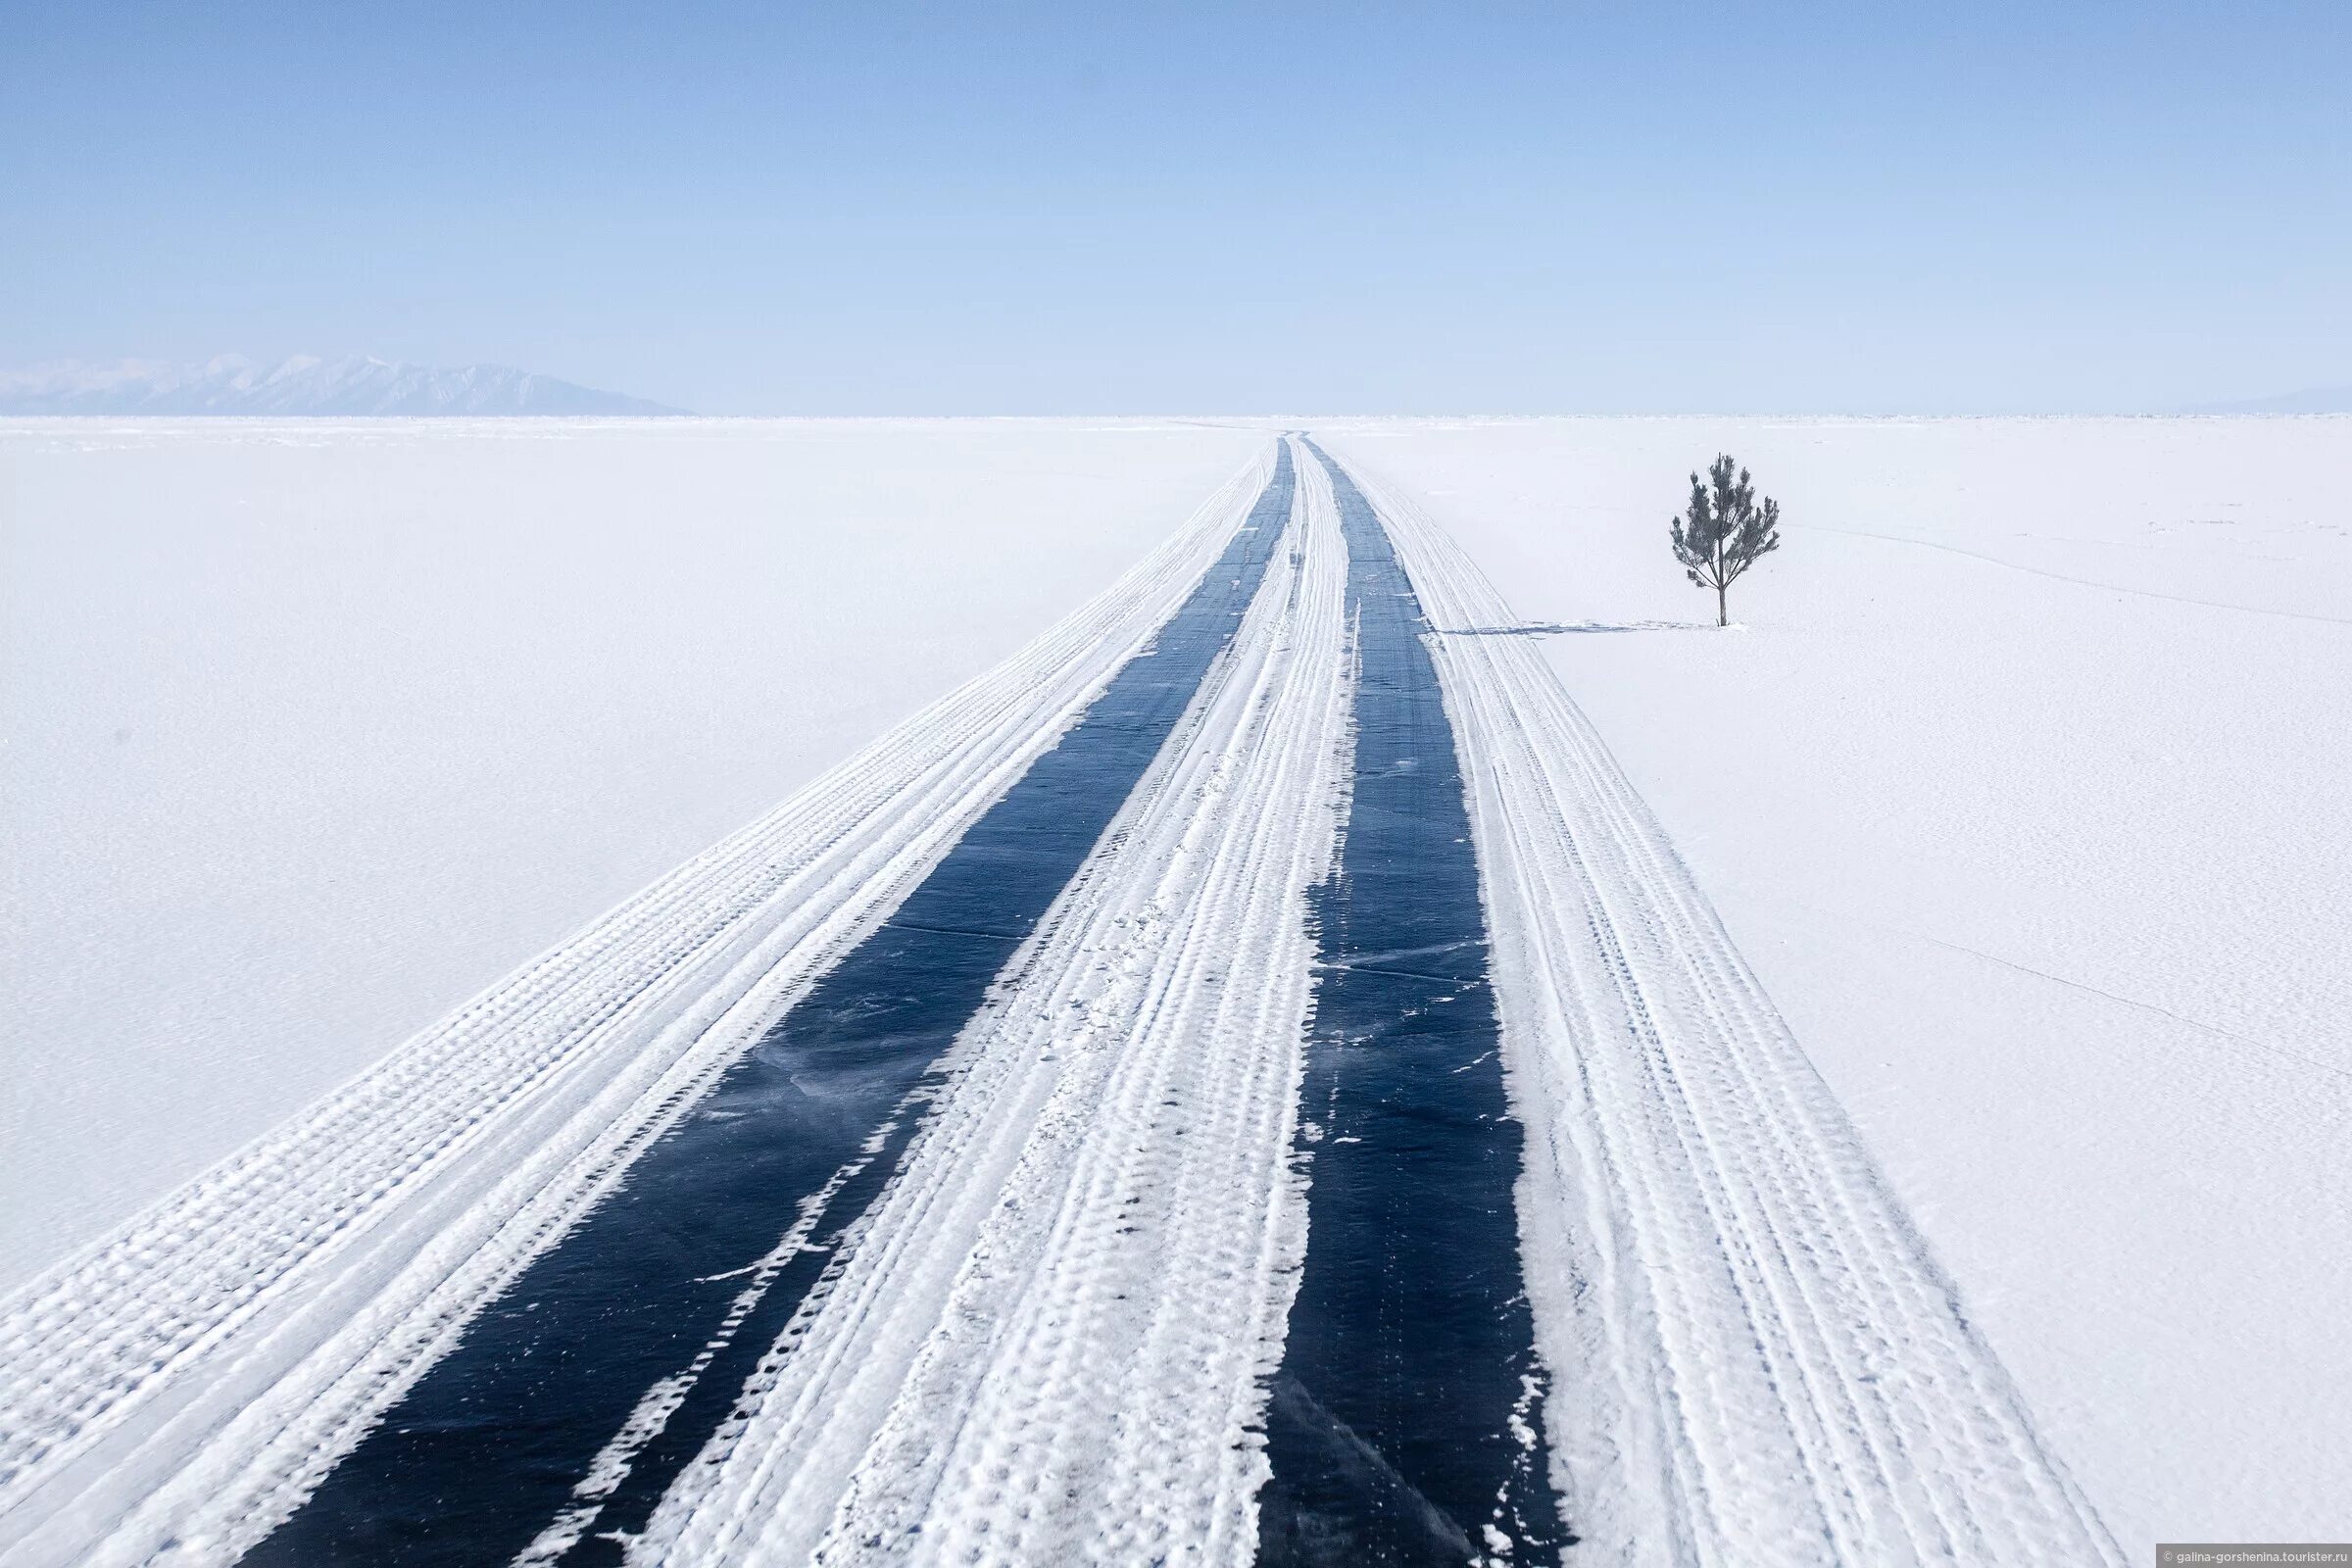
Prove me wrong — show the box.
[3,434,2125,1566]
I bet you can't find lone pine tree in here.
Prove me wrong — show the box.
[1671,454,1783,627]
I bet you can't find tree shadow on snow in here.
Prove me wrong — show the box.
[1443,618,1712,636]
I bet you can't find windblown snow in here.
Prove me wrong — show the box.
[4,416,2343,1565]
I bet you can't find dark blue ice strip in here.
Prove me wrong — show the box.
[1257,442,1565,1565]
[244,445,1296,1568]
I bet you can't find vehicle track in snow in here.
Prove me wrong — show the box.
[0,449,1283,1568]
[1319,442,2122,1568]
[633,437,1353,1566]
[242,447,1297,1566]
[0,431,2127,1568]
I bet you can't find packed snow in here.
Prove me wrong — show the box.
[0,417,1263,1288]
[1319,415,2352,1559]
[641,444,1348,1566]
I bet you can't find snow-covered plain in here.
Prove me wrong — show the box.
[4,416,2343,1563]
[0,417,1263,1287]
[1318,416,2352,1559]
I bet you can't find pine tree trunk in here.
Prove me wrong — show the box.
[1716,580,1727,627]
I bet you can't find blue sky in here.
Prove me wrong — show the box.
[4,1,2344,414]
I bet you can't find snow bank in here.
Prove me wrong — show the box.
[0,416,1264,1288]
[1317,416,2352,1557]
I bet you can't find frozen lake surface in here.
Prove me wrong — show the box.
[3,416,2344,1563]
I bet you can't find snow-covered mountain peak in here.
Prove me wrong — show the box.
[0,354,682,416]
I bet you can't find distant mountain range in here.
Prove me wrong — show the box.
[0,355,684,416]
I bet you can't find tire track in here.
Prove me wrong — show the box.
[241,447,1297,1567]
[0,447,1282,1568]
[1317,441,2122,1567]
[630,436,1353,1565]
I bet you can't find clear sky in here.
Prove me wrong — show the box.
[4,1,2345,414]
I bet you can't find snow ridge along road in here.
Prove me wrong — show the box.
[634,437,1352,1565]
[0,448,1279,1567]
[1319,441,2123,1568]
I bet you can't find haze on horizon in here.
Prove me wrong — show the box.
[3,1,2344,416]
